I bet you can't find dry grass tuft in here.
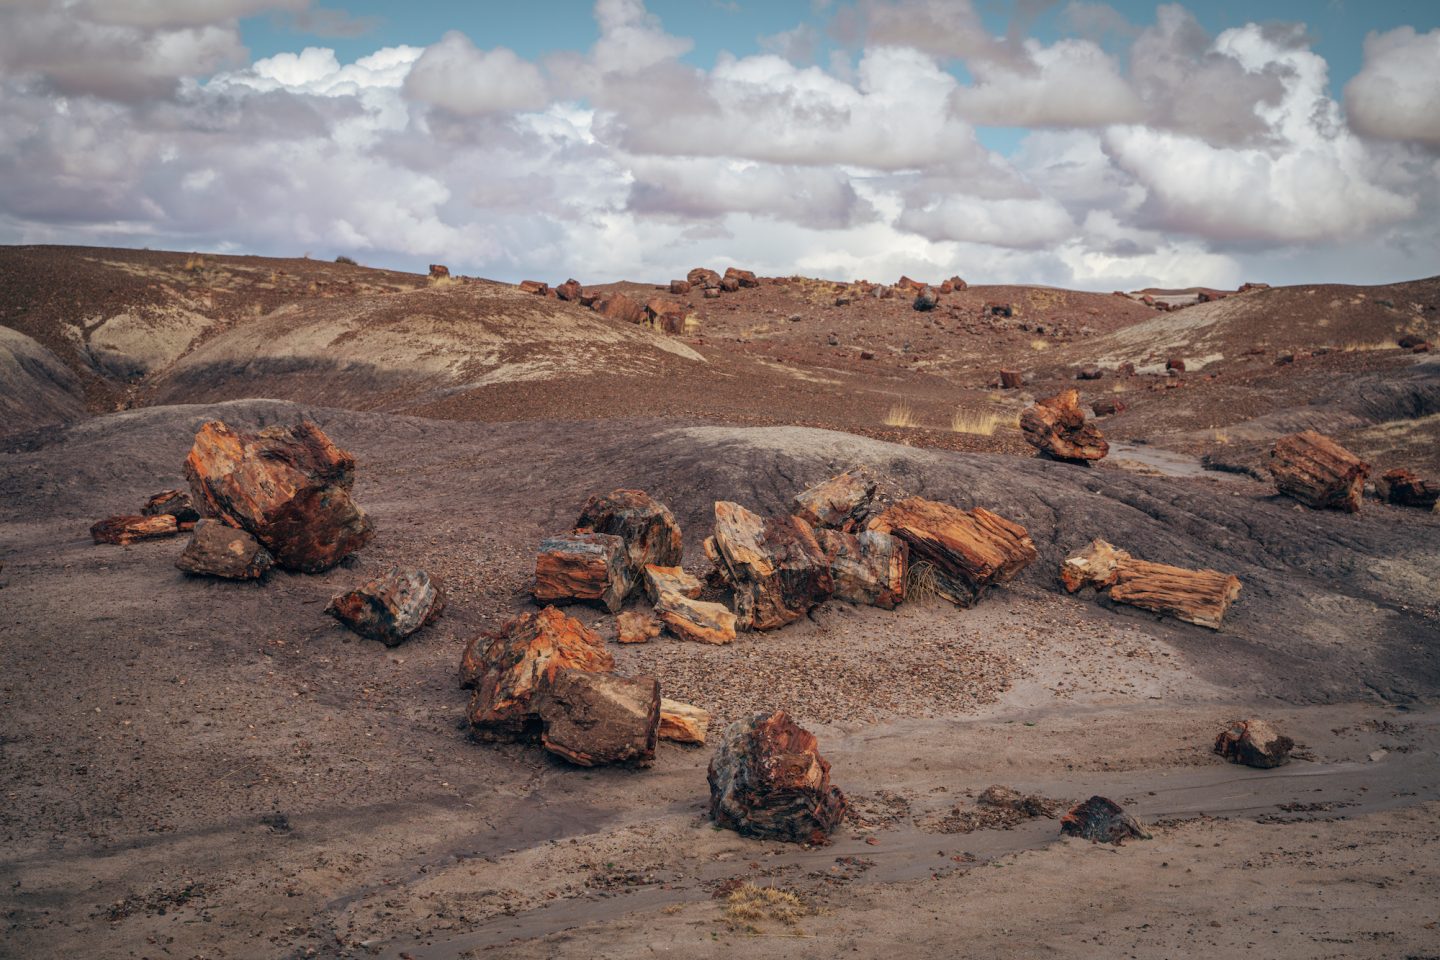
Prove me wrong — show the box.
[883,401,922,429]
[1029,338,1050,351]
[950,408,1010,435]
[1211,428,1230,444]
[724,883,808,933]
[1340,340,1395,352]
[428,274,457,288]
[904,560,940,606]
[683,316,703,335]
[183,254,205,273]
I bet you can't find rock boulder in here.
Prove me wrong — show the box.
[326,566,445,646]
[708,710,847,844]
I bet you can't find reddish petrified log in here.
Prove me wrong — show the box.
[659,698,709,744]
[1020,389,1109,463]
[575,489,683,578]
[595,292,646,324]
[1375,468,1439,510]
[518,280,548,295]
[175,519,273,580]
[1268,430,1369,512]
[641,564,702,603]
[1060,796,1150,844]
[461,607,613,739]
[1214,718,1293,769]
[868,497,1036,607]
[653,589,738,644]
[999,369,1024,389]
[184,419,373,573]
[708,709,847,844]
[723,267,759,288]
[326,566,444,646]
[615,610,661,644]
[554,278,583,302]
[817,528,906,609]
[792,469,879,530]
[706,502,833,630]
[534,532,633,613]
[142,489,200,529]
[645,299,687,334]
[91,514,178,545]
[687,267,721,287]
[428,264,449,279]
[719,277,740,293]
[537,669,659,767]
[669,279,691,294]
[1061,538,1241,630]
[1090,397,1127,417]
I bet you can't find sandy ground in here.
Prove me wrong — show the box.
[2,400,1438,959]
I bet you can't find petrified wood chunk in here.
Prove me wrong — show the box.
[868,497,1036,607]
[1214,718,1293,769]
[653,590,738,644]
[537,669,660,767]
[534,532,633,613]
[659,698,710,744]
[642,564,702,603]
[1061,538,1241,630]
[817,528,906,609]
[575,489,683,579]
[999,369,1024,389]
[1091,397,1126,417]
[615,610,661,644]
[792,469,878,529]
[1268,430,1369,512]
[554,278,583,302]
[723,267,759,288]
[91,514,178,545]
[326,566,444,646]
[595,291,646,324]
[184,419,373,573]
[1060,796,1150,844]
[1020,389,1108,462]
[708,709,847,844]
[175,518,273,580]
[518,280,549,295]
[707,502,833,630]
[687,267,721,287]
[462,607,614,739]
[142,489,200,529]
[1375,468,1438,510]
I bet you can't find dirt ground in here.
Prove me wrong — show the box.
[2,398,1438,959]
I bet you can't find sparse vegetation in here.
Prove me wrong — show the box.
[335,255,357,266]
[1029,338,1049,351]
[904,560,940,606]
[950,408,1010,435]
[1340,340,1395,352]
[883,401,922,428]
[1211,428,1230,444]
[183,254,205,273]
[723,883,808,933]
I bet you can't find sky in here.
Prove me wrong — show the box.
[1,1,1437,290]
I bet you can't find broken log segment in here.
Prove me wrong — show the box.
[175,518,274,580]
[708,501,833,630]
[142,489,200,528]
[1060,796,1150,844]
[1214,718,1293,769]
[536,669,660,767]
[653,589,738,645]
[325,566,445,646]
[708,709,847,844]
[1375,468,1438,510]
[817,528,907,609]
[1268,430,1369,512]
[659,698,710,744]
[868,497,1036,607]
[615,610,661,644]
[575,489,684,580]
[998,369,1024,389]
[1061,538,1241,630]
[1020,389,1108,463]
[642,564,702,603]
[533,531,633,614]
[792,469,878,529]
[91,513,178,545]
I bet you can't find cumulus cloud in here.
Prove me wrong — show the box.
[403,31,548,114]
[950,38,1143,127]
[1345,27,1440,146]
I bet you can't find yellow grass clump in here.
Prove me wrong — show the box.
[950,408,1010,435]
[883,401,922,428]
[723,883,808,933]
[1029,338,1050,351]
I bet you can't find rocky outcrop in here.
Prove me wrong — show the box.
[1020,389,1108,463]
[1061,538,1241,630]
[175,519,273,579]
[537,670,660,767]
[595,292,646,324]
[326,566,445,646]
[868,497,1036,607]
[142,489,200,529]
[817,528,906,609]
[659,698,709,744]
[1060,796,1150,844]
[792,469,879,530]
[91,514,178,545]
[616,610,661,644]
[575,489,683,580]
[555,278,583,302]
[462,607,614,740]
[534,532,633,613]
[1214,718,1293,768]
[1269,430,1369,512]
[705,501,833,630]
[1375,468,1438,510]
[183,419,373,573]
[654,590,738,644]
[708,710,847,844]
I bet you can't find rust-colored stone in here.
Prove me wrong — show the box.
[723,267,759,288]
[708,502,832,630]
[595,291,645,324]
[183,419,373,573]
[142,489,200,529]
[1375,468,1438,510]
[518,280,548,295]
[659,698,710,744]
[555,278,583,302]
[687,267,721,288]
[1268,430,1369,512]
[792,469,878,529]
[575,489,683,579]
[868,497,1036,607]
[616,610,661,644]
[708,709,847,844]
[817,528,906,609]
[534,532,633,613]
[91,513,178,545]
[998,369,1024,389]
[175,518,273,579]
[1060,796,1150,844]
[1214,718,1293,769]
[1061,538,1241,630]
[326,566,444,646]
[653,589,738,644]
[642,564,702,603]
[537,669,659,767]
[1020,389,1108,462]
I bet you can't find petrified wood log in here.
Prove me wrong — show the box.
[653,590,738,644]
[999,369,1024,389]
[707,502,833,630]
[642,564,702,603]
[184,419,373,572]
[175,519,273,580]
[1375,468,1438,510]
[792,469,878,529]
[554,278,583,302]
[817,528,906,609]
[575,489,683,579]
[1214,718,1293,769]
[1268,430,1369,512]
[1060,796,1150,844]
[723,267,759,288]
[687,267,721,287]
[462,607,613,739]
[537,669,660,767]
[91,514,178,545]
[708,710,847,844]
[1020,389,1108,462]
[325,566,444,646]
[615,610,662,644]
[534,532,633,613]
[142,489,200,529]
[1061,538,1241,630]
[1090,397,1126,417]
[659,698,710,744]
[868,497,1036,607]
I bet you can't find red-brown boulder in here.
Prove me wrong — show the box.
[1214,718,1293,769]
[575,489,683,580]
[326,566,444,646]
[555,278,583,302]
[175,519,273,580]
[596,291,646,324]
[91,514,178,545]
[429,264,450,279]
[142,489,200,529]
[537,670,659,767]
[723,267,759,288]
[868,497,1036,607]
[705,502,832,630]
[1061,796,1150,844]
[518,280,548,295]
[534,532,633,613]
[1020,389,1109,462]
[1376,468,1439,509]
[687,267,721,288]
[708,710,847,844]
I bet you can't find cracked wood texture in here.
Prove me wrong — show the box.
[1268,430,1370,513]
[706,501,832,630]
[1020,388,1108,462]
[1062,538,1241,630]
[533,531,632,613]
[868,497,1036,607]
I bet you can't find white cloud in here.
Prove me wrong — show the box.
[1345,27,1440,146]
[402,31,548,114]
[951,37,1142,127]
